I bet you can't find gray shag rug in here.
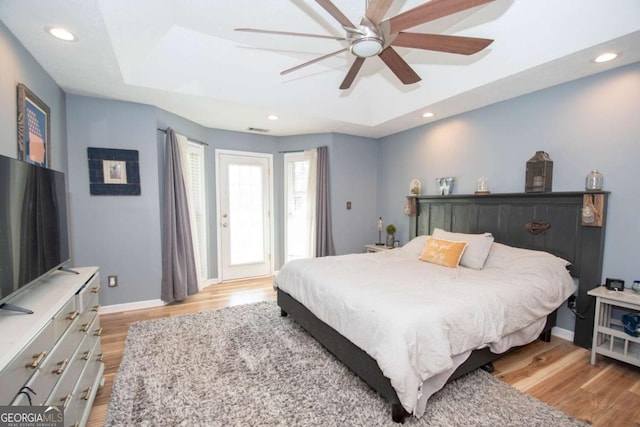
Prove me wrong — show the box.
[106,301,588,426]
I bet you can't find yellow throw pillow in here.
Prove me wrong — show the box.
[419,237,468,268]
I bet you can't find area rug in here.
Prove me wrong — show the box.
[106,301,588,426]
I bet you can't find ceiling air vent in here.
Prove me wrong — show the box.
[247,127,269,133]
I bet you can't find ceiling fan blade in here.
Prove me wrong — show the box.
[235,28,345,41]
[315,0,356,28]
[340,57,366,90]
[365,0,394,26]
[281,48,348,75]
[378,47,421,85]
[388,0,494,34]
[392,32,493,55]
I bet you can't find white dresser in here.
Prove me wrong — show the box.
[0,267,104,427]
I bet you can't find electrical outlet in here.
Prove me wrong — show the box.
[346,201,352,210]
[108,275,118,287]
[567,294,576,309]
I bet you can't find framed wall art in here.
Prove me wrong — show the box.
[87,147,141,195]
[17,83,51,167]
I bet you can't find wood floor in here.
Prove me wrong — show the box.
[87,278,640,426]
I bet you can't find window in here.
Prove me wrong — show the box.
[181,139,208,284]
[284,150,316,261]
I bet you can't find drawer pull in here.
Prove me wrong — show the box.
[60,393,72,408]
[80,323,90,333]
[82,350,92,361]
[53,358,69,375]
[26,351,47,369]
[91,285,100,293]
[82,386,93,401]
[94,327,103,337]
[97,352,104,362]
[92,304,101,312]
[66,310,79,320]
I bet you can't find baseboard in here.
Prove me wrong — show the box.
[201,278,219,288]
[100,299,167,314]
[101,278,219,314]
[551,326,574,342]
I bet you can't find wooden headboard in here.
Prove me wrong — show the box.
[409,191,608,349]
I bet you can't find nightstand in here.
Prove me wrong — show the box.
[588,285,640,367]
[365,244,393,253]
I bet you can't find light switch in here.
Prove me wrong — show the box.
[346,201,352,210]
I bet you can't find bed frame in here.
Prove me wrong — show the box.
[277,192,608,422]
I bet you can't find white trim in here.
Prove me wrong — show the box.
[551,326,574,342]
[100,299,167,314]
[101,278,219,314]
[201,278,220,288]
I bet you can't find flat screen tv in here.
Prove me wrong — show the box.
[0,154,70,313]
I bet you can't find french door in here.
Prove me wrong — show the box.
[216,150,273,281]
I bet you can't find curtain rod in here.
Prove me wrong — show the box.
[278,150,304,154]
[157,128,208,146]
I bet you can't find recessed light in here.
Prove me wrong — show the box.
[47,27,76,41]
[422,112,435,118]
[267,115,279,121]
[594,52,618,63]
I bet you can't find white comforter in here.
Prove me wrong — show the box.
[274,239,576,416]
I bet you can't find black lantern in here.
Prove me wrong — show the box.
[525,151,553,193]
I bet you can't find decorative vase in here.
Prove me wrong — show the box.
[386,234,395,247]
[585,170,603,191]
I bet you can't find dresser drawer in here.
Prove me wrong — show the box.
[46,315,101,408]
[10,369,43,406]
[52,297,79,345]
[30,317,85,402]
[0,320,56,403]
[64,337,104,427]
[76,273,100,313]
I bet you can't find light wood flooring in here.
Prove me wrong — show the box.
[87,277,640,426]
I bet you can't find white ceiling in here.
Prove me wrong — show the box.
[1,0,639,138]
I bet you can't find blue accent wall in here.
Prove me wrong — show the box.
[66,96,161,306]
[377,62,640,330]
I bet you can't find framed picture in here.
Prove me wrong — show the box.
[87,147,141,195]
[17,83,51,168]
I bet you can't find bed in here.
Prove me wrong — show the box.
[274,192,608,422]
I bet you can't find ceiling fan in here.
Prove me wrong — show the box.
[236,0,495,90]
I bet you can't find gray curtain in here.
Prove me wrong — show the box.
[161,128,199,302]
[315,146,335,257]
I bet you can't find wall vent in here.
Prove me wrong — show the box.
[247,127,270,133]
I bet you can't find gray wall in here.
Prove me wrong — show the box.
[377,62,640,331]
[276,133,378,256]
[0,20,67,172]
[65,102,377,306]
[66,96,161,306]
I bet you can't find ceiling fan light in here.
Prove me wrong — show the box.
[350,38,383,58]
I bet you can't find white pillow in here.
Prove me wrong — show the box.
[398,235,429,258]
[484,242,572,270]
[432,228,494,270]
